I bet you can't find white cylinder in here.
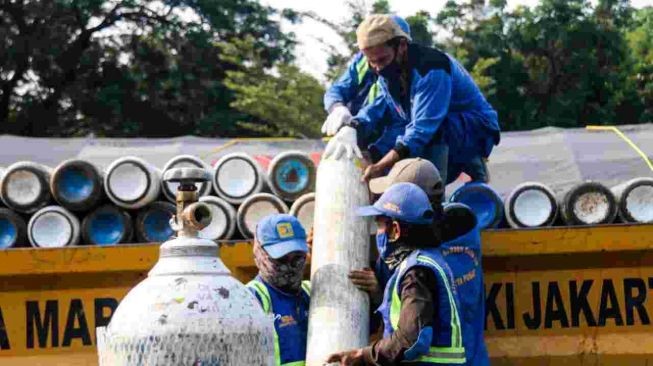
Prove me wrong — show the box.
[611,177,653,223]
[198,196,237,241]
[236,193,288,239]
[82,204,133,245]
[104,156,161,210]
[51,159,104,212]
[0,162,52,214]
[162,155,213,202]
[135,201,176,243]
[560,181,618,226]
[0,208,27,249]
[212,153,265,204]
[28,205,81,248]
[268,151,316,202]
[504,182,558,228]
[289,192,316,231]
[306,144,370,365]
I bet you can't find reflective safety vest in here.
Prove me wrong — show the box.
[247,277,311,366]
[378,249,466,365]
[355,56,382,106]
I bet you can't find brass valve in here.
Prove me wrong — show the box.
[162,168,212,237]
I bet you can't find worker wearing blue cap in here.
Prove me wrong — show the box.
[246,214,311,366]
[327,183,466,366]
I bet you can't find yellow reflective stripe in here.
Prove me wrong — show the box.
[301,280,311,295]
[416,255,463,349]
[356,56,369,84]
[367,81,381,104]
[282,362,306,366]
[390,260,410,328]
[247,280,272,313]
[402,346,466,364]
[247,281,282,365]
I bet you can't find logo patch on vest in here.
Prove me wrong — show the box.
[277,314,297,328]
[276,223,294,238]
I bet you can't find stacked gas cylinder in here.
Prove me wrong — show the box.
[0,151,318,249]
[0,152,652,250]
[449,178,653,230]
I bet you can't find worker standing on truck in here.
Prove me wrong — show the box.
[351,158,489,366]
[322,15,411,164]
[327,182,466,365]
[323,14,500,185]
[246,214,311,366]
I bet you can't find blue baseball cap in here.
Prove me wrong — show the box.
[390,15,411,38]
[356,182,434,224]
[256,214,308,259]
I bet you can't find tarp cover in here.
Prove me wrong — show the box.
[1,123,651,197]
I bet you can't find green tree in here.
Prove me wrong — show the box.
[625,7,653,122]
[222,38,324,138]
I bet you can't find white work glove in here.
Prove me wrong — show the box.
[323,126,363,161]
[321,105,353,136]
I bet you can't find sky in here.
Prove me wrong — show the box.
[261,0,653,82]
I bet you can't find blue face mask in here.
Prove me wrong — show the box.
[376,231,393,259]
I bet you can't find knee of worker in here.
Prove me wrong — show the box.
[449,156,489,184]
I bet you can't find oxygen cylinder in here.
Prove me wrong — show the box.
[212,153,265,204]
[97,168,275,365]
[135,201,176,243]
[0,162,52,214]
[104,156,161,210]
[559,181,618,226]
[611,177,653,223]
[267,151,316,202]
[82,204,133,245]
[236,193,288,239]
[50,159,104,212]
[289,192,316,231]
[504,182,558,228]
[0,208,27,249]
[306,127,370,366]
[161,155,213,202]
[198,196,237,241]
[449,182,504,229]
[28,205,81,248]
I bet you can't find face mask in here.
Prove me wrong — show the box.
[376,231,394,260]
[377,59,401,80]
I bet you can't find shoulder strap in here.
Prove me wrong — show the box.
[301,280,311,296]
[246,280,273,314]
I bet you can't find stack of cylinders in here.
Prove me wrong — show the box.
[0,162,52,214]
[28,206,80,247]
[559,181,618,226]
[236,193,288,238]
[449,182,504,229]
[104,156,161,210]
[82,205,134,245]
[267,151,316,202]
[289,192,315,231]
[198,196,237,241]
[135,201,176,243]
[212,153,265,204]
[161,155,213,202]
[504,182,558,228]
[611,177,653,223]
[50,159,104,212]
[0,208,27,249]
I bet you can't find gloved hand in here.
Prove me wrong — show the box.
[323,126,363,161]
[321,105,353,136]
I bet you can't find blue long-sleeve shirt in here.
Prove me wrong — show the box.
[359,44,501,163]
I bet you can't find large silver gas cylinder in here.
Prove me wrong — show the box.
[97,168,275,366]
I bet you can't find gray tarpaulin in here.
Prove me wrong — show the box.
[0,123,651,197]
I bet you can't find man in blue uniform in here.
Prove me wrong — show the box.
[328,182,466,365]
[322,15,411,164]
[246,214,311,366]
[324,14,500,185]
